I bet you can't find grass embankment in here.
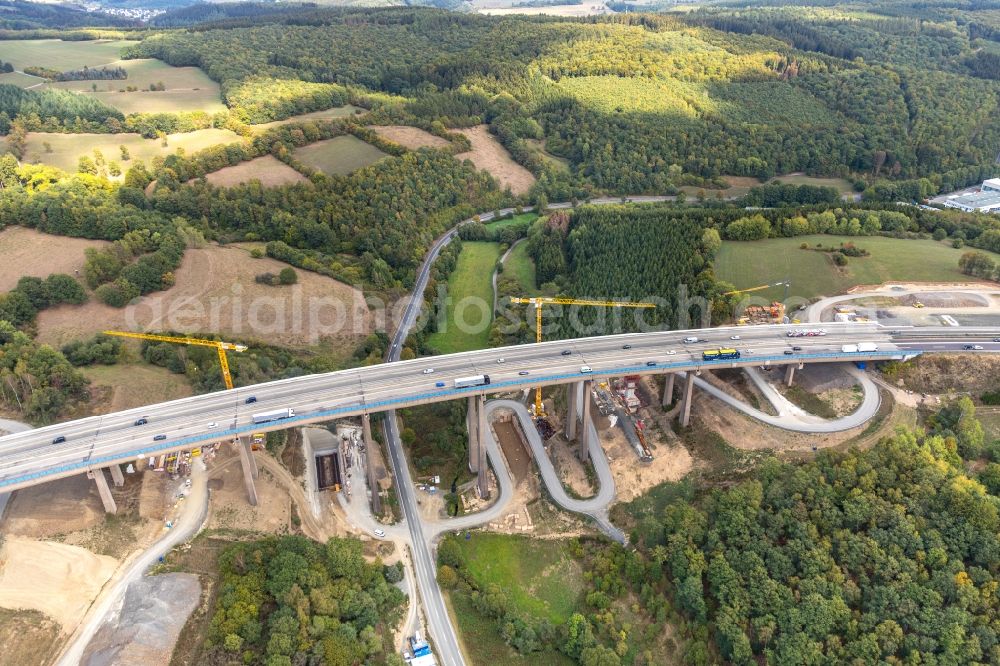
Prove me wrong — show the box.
[715,235,1000,301]
[445,533,580,666]
[781,385,839,419]
[428,241,502,353]
[486,212,537,230]
[504,241,538,294]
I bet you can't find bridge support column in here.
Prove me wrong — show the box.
[237,437,259,507]
[467,396,481,474]
[90,468,117,515]
[680,372,696,428]
[662,373,675,407]
[580,380,593,463]
[475,394,489,499]
[239,436,259,479]
[108,463,125,487]
[362,414,382,517]
[784,364,795,387]
[566,381,580,441]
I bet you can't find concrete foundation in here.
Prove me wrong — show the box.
[108,463,124,487]
[362,414,382,517]
[580,380,593,463]
[236,437,259,506]
[91,468,118,514]
[680,372,696,428]
[662,373,675,407]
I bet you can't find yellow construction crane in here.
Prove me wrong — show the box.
[721,280,790,298]
[103,330,247,390]
[509,297,656,415]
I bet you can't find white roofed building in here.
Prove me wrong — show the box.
[941,179,1000,213]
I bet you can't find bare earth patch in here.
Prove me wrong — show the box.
[206,456,291,533]
[36,244,372,349]
[368,125,450,150]
[455,125,536,196]
[601,421,692,503]
[2,474,105,539]
[0,226,108,292]
[202,155,307,188]
[82,364,193,414]
[0,536,118,629]
[0,608,62,666]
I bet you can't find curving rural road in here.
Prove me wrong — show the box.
[483,400,624,542]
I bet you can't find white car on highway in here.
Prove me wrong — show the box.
[422,368,435,374]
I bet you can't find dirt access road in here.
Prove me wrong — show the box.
[55,461,209,666]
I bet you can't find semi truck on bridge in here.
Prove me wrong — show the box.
[454,375,491,388]
[252,408,295,424]
[842,343,879,353]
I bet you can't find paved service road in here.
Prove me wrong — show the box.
[704,364,883,432]
[486,399,624,543]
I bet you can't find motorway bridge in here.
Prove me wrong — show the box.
[1,321,998,502]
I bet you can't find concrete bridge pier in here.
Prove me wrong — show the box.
[108,463,125,487]
[662,373,675,407]
[237,436,259,506]
[680,372,697,428]
[785,363,803,387]
[580,380,593,463]
[90,468,117,514]
[466,395,489,499]
[467,396,481,474]
[362,414,382,516]
[565,381,580,441]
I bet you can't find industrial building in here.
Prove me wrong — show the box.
[941,178,1000,213]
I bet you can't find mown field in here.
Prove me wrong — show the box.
[252,105,366,132]
[44,58,225,114]
[428,241,501,353]
[0,39,137,71]
[21,129,242,176]
[715,235,1000,300]
[770,173,856,195]
[292,134,388,175]
[202,155,307,188]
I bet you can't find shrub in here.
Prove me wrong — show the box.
[95,278,139,307]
